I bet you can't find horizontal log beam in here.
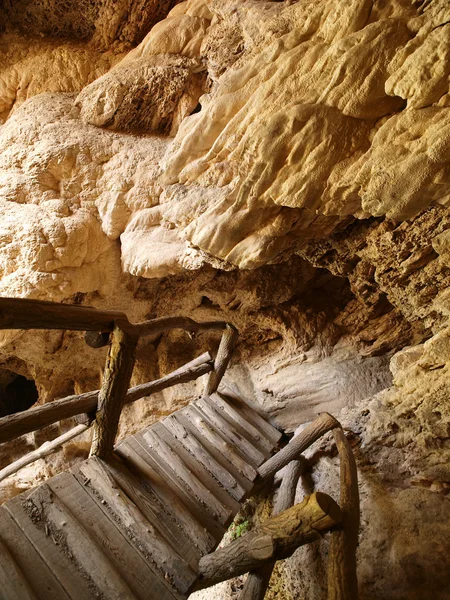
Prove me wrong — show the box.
[0,423,90,482]
[0,298,232,338]
[257,413,340,480]
[0,353,213,444]
[134,316,228,337]
[195,491,341,590]
[0,297,126,332]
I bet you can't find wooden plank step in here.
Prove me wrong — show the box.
[76,457,196,595]
[136,429,227,540]
[218,389,283,446]
[153,421,240,514]
[207,393,274,456]
[100,455,201,570]
[145,424,234,522]
[0,535,38,600]
[48,472,180,600]
[163,413,246,502]
[179,405,257,487]
[5,491,98,600]
[27,480,141,600]
[0,506,71,600]
[116,437,216,555]
[193,398,266,467]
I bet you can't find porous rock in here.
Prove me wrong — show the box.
[1,0,450,598]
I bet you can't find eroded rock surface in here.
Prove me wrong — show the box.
[1,0,450,598]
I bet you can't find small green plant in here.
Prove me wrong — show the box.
[229,518,250,540]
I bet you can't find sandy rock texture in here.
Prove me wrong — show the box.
[1,0,450,598]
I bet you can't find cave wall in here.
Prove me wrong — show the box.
[1,0,450,598]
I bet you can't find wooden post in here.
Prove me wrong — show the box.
[90,323,138,459]
[205,324,239,397]
[327,428,360,600]
[257,413,340,481]
[240,458,307,600]
[195,492,341,590]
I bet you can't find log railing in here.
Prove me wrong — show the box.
[0,297,237,472]
[0,298,360,599]
[194,415,360,600]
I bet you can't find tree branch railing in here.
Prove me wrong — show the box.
[0,297,238,467]
[195,491,342,591]
[194,414,360,600]
[0,298,360,599]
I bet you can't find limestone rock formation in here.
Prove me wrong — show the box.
[1,0,450,598]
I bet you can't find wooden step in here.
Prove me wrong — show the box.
[178,405,257,487]
[193,398,266,467]
[0,390,283,600]
[47,472,180,600]
[0,534,38,600]
[116,437,216,555]
[5,485,110,600]
[135,430,227,541]
[99,455,201,570]
[152,422,240,515]
[218,390,282,446]
[207,393,275,456]
[0,506,70,600]
[75,456,196,595]
[162,414,245,503]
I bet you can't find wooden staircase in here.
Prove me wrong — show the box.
[0,298,358,600]
[0,392,282,600]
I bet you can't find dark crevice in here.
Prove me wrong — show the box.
[0,369,39,417]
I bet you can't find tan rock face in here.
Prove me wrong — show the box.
[1,0,450,598]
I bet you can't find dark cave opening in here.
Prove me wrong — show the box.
[0,369,39,417]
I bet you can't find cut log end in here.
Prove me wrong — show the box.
[84,331,111,348]
[313,491,342,530]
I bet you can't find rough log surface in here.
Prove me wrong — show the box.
[258,413,339,480]
[0,297,126,331]
[240,458,307,600]
[0,299,232,336]
[205,324,239,396]
[196,491,341,590]
[0,353,213,444]
[0,424,89,482]
[90,325,138,458]
[135,316,228,337]
[327,428,360,600]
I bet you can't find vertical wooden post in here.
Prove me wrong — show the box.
[240,458,307,600]
[205,324,238,396]
[90,323,138,459]
[327,428,360,600]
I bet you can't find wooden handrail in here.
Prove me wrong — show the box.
[0,298,229,336]
[257,413,340,480]
[0,297,238,465]
[195,492,341,590]
[0,353,213,444]
[240,458,307,600]
[327,428,360,600]
[0,297,126,331]
[256,413,360,600]
[0,423,90,483]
